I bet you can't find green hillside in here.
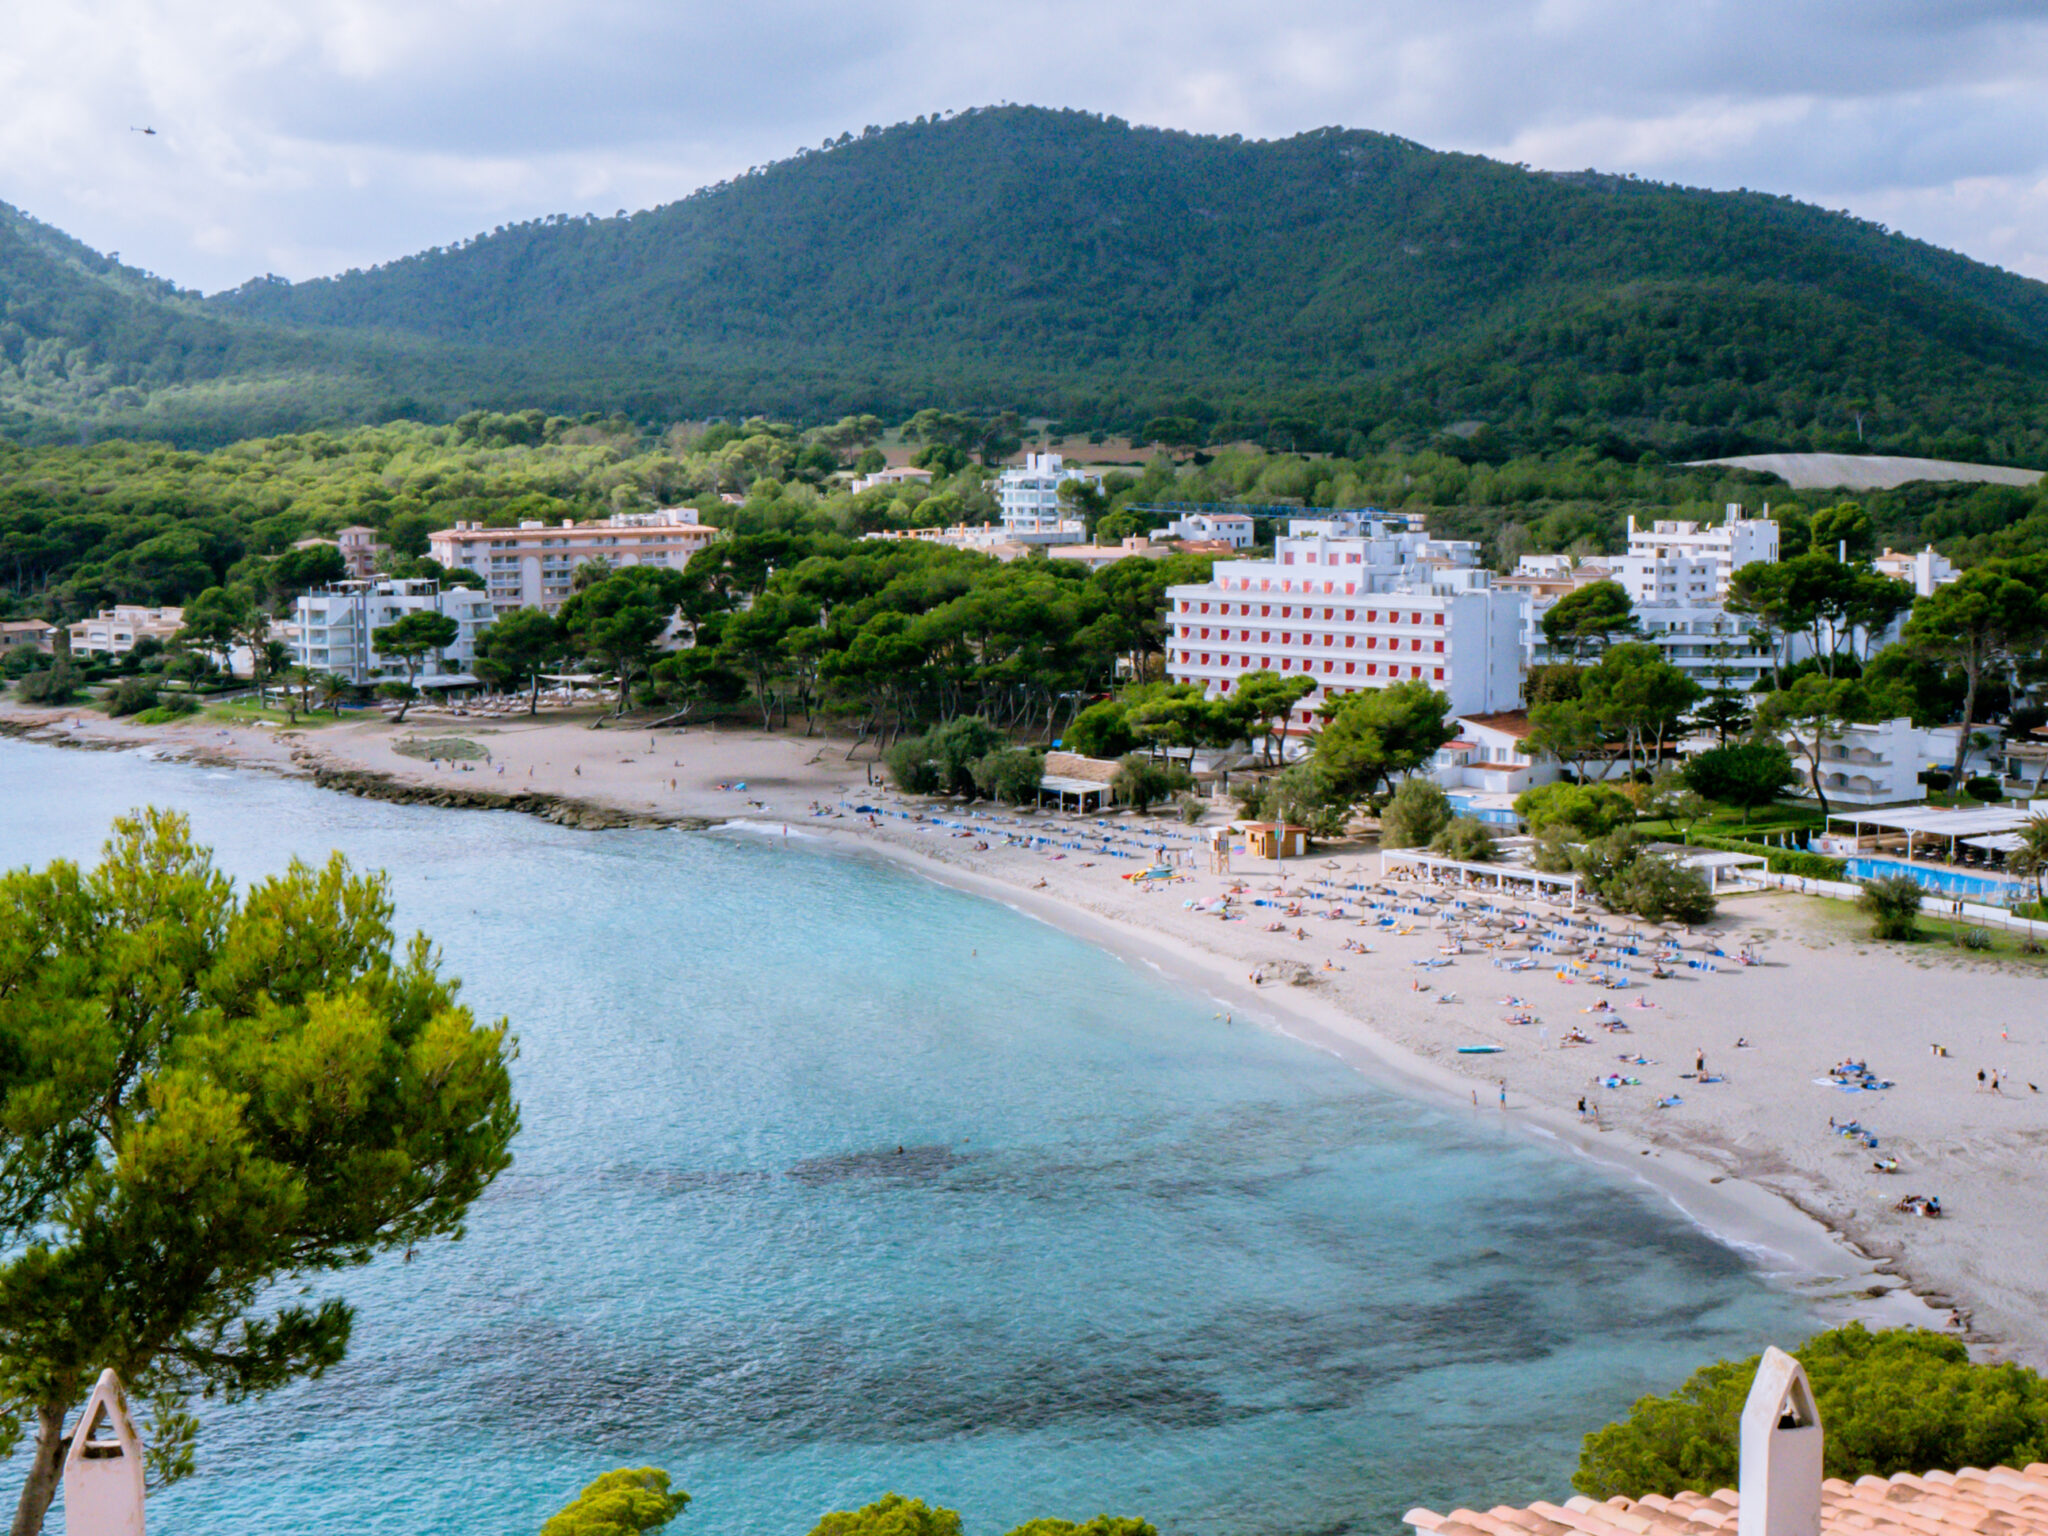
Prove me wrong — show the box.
[11,106,2048,454]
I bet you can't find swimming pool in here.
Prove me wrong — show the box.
[1844,857,2023,903]
[1445,794,1520,826]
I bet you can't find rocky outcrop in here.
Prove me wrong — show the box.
[307,764,717,831]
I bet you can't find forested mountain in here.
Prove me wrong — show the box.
[11,106,2048,456]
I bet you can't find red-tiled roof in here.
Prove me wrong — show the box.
[1407,1464,2048,1536]
[1459,711,1534,740]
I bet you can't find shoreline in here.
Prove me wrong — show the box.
[735,818,1938,1335]
[6,701,2040,1364]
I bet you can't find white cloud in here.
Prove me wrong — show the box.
[3,0,2048,290]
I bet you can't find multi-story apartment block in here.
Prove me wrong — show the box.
[995,453,1096,541]
[1510,503,1792,692]
[427,509,718,614]
[290,580,494,687]
[1165,517,1524,745]
[68,606,185,656]
[1615,504,1778,602]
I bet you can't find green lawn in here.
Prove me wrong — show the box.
[1806,896,2048,967]
[1633,799,1827,841]
[200,700,340,729]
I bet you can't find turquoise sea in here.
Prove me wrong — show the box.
[0,739,1809,1536]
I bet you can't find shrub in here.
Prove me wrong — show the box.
[883,736,941,795]
[884,719,1008,797]
[1685,834,1845,881]
[1379,777,1451,848]
[1960,926,1993,951]
[1178,795,1207,825]
[104,677,159,717]
[1004,1521,1156,1536]
[1430,817,1497,861]
[1,646,53,680]
[1257,761,1348,836]
[1859,874,1925,941]
[14,661,81,704]
[543,1467,688,1536]
[1574,1323,2048,1499]
[1111,754,1188,812]
[811,1495,962,1536]
[970,747,1045,806]
[923,717,1006,795]
[1963,776,2004,802]
[1064,700,1135,760]
[1607,855,1716,924]
[1921,768,1953,792]
[1515,780,1634,839]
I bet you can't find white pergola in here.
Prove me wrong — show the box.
[1651,844,1769,892]
[1378,849,1584,907]
[1825,806,2036,863]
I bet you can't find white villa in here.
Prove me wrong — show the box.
[1161,511,1257,548]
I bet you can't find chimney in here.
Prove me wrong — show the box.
[62,1369,145,1536]
[1738,1346,1823,1536]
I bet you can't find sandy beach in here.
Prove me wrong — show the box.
[9,699,2047,1367]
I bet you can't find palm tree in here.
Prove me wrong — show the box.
[258,639,293,710]
[2009,813,2048,907]
[317,671,352,718]
[280,665,313,724]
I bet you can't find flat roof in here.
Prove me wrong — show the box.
[1828,806,2037,836]
[1039,775,1114,795]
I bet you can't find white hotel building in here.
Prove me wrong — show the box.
[428,508,718,614]
[1165,516,1525,741]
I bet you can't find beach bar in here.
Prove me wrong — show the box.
[1037,751,1118,813]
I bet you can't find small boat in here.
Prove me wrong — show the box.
[1456,1044,1505,1055]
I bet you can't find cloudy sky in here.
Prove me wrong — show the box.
[5,0,2048,294]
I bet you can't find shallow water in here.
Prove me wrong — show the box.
[0,739,1809,1536]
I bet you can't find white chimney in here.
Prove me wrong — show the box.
[62,1369,145,1536]
[1738,1346,1823,1536]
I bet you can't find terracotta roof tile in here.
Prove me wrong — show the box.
[1412,1467,2048,1536]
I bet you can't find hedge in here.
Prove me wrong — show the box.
[1683,832,1847,881]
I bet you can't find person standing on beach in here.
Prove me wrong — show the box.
[1695,1049,1705,1076]
[1498,1080,1507,1108]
